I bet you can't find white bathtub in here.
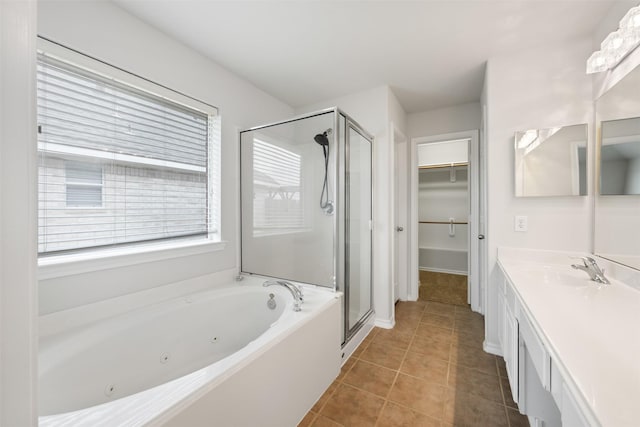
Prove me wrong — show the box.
[38,276,341,426]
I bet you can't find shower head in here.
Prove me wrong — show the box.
[314,128,332,147]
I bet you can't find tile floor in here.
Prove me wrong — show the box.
[419,271,468,306]
[299,300,529,427]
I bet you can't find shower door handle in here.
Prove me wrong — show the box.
[396,226,404,232]
[478,234,485,240]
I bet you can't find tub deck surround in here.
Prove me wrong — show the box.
[38,276,342,426]
[497,247,640,427]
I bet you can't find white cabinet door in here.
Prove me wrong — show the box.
[503,299,519,405]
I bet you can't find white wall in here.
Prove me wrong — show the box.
[37,1,294,314]
[295,85,408,328]
[484,38,594,350]
[0,1,38,425]
[408,102,481,139]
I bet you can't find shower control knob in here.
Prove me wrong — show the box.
[396,226,404,232]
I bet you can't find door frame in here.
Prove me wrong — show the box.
[391,123,409,301]
[409,130,482,312]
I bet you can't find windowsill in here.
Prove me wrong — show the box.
[38,238,227,280]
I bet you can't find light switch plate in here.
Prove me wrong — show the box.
[515,215,528,232]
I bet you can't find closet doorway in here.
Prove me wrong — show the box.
[409,131,481,312]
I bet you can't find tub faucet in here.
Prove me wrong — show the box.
[263,280,304,311]
[571,256,610,285]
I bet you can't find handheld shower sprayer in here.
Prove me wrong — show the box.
[314,128,333,215]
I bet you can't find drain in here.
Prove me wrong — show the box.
[160,353,170,364]
[104,384,116,397]
[267,293,277,310]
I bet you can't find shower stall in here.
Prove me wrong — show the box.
[240,108,373,344]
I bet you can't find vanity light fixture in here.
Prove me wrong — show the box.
[587,4,640,74]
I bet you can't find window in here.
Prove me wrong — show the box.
[37,45,219,256]
[65,161,103,208]
[252,138,304,235]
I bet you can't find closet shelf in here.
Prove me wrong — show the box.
[418,162,468,170]
[420,220,468,225]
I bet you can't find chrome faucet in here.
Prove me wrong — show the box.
[571,256,610,285]
[263,280,304,311]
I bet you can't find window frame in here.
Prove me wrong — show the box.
[36,37,223,276]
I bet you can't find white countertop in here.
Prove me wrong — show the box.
[497,248,640,427]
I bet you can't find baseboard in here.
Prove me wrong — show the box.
[419,267,468,276]
[483,340,502,356]
[374,317,395,329]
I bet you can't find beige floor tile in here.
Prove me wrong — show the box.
[449,343,498,376]
[372,328,413,351]
[298,411,317,427]
[507,408,531,427]
[500,375,518,409]
[450,328,484,350]
[400,351,449,385]
[442,389,509,427]
[301,300,520,426]
[415,322,453,340]
[312,414,344,427]
[363,328,380,344]
[424,301,456,317]
[496,357,508,378]
[312,381,339,413]
[396,301,427,316]
[336,356,357,382]
[360,341,407,370]
[351,340,369,358]
[421,312,455,329]
[377,402,441,427]
[447,364,503,403]
[409,334,452,362]
[343,359,397,398]
[393,317,421,335]
[321,384,385,426]
[388,373,447,420]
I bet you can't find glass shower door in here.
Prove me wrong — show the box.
[345,121,372,339]
[240,111,336,288]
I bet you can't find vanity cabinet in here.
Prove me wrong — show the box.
[498,277,519,404]
[497,266,593,427]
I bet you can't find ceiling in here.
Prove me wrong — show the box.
[113,0,615,114]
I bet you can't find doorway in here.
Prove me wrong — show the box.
[409,130,482,312]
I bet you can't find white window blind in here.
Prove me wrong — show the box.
[252,139,304,235]
[37,53,217,255]
[65,160,103,208]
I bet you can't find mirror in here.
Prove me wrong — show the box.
[595,61,640,270]
[514,124,588,197]
[600,117,640,195]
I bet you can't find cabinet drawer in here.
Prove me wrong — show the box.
[519,313,550,391]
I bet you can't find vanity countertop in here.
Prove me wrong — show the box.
[497,248,640,427]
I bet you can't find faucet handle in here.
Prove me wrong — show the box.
[569,256,594,267]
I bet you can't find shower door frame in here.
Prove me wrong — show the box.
[342,115,374,345]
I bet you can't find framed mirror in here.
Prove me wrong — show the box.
[600,117,640,195]
[514,124,588,197]
[595,61,640,270]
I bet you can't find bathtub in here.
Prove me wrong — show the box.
[38,275,341,426]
